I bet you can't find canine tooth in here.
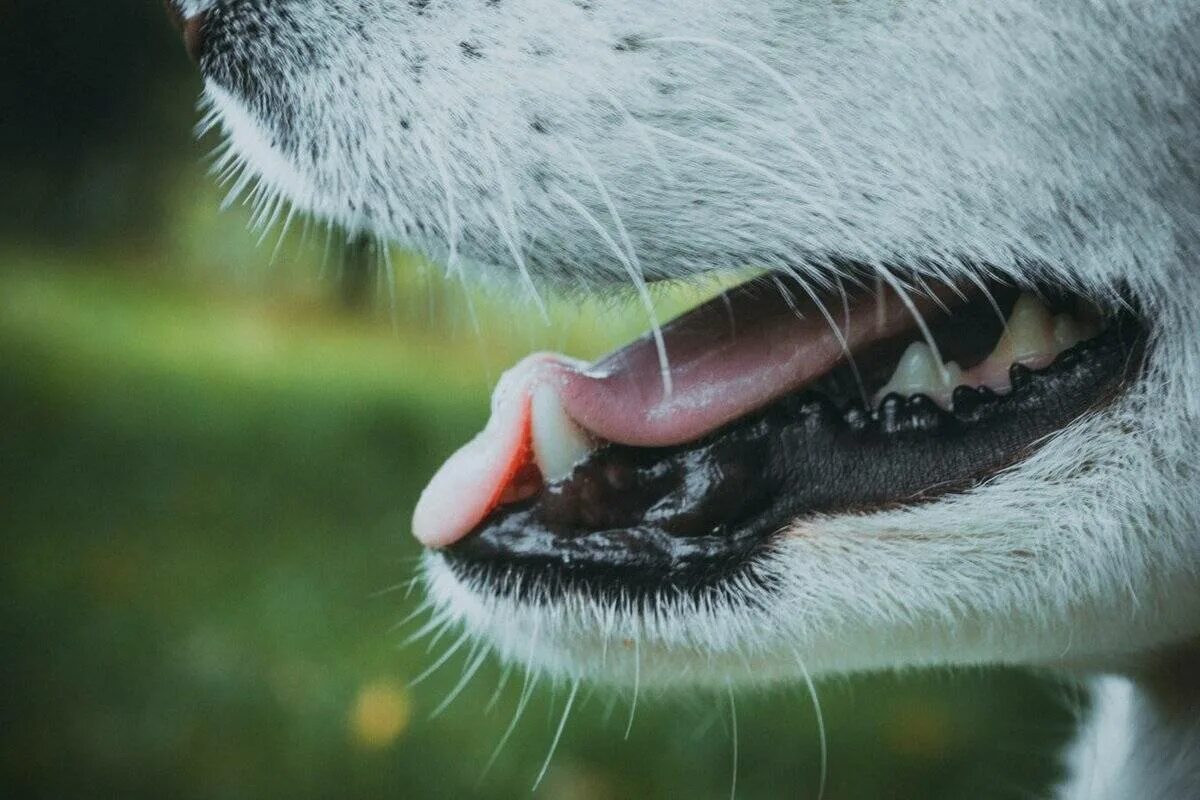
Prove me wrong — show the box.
[883,341,941,393]
[939,360,964,393]
[875,342,960,408]
[530,383,593,482]
[992,292,1056,366]
[930,361,963,410]
[1052,313,1084,351]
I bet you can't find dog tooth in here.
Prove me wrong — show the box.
[1052,313,1084,352]
[992,292,1056,366]
[935,361,964,409]
[530,383,594,483]
[875,342,954,407]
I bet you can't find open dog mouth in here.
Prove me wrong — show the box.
[418,267,1145,598]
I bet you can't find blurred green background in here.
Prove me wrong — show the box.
[1,3,1082,798]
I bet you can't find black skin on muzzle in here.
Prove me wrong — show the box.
[443,314,1145,601]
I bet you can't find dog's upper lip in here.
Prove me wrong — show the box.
[413,278,971,547]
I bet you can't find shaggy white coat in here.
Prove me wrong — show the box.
[187,0,1200,795]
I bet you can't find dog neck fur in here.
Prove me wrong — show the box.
[1059,645,1200,800]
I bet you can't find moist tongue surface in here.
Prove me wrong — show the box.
[413,279,953,548]
[556,280,950,447]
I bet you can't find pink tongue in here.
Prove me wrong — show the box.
[555,281,937,447]
[412,354,568,548]
[413,280,945,547]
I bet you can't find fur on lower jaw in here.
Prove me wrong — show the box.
[423,508,1200,687]
[1057,639,1200,800]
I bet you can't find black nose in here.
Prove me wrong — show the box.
[164,1,208,64]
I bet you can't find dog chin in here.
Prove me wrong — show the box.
[201,84,316,221]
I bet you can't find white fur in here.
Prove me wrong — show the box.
[189,0,1200,795]
[1060,674,1200,799]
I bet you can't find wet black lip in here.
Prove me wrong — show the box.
[443,306,1146,601]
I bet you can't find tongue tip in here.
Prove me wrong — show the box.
[411,508,460,549]
[411,418,531,549]
[411,353,584,549]
[410,452,502,549]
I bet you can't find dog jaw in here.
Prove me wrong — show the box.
[413,263,1200,686]
[422,317,1200,686]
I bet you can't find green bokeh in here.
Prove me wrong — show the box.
[1,4,1080,797]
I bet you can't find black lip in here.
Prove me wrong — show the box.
[443,312,1146,601]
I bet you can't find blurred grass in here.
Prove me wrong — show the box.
[0,245,1080,799]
